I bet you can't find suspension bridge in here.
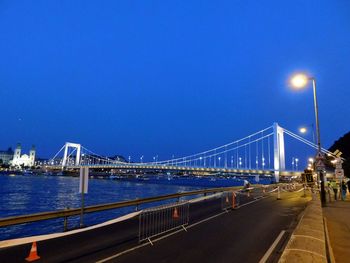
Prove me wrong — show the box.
[46,123,334,181]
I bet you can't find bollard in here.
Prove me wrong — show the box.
[63,216,68,232]
[277,186,281,200]
[63,207,69,232]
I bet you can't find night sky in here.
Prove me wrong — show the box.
[1,1,349,166]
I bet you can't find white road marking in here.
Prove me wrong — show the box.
[258,230,286,263]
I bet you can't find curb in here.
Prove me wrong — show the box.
[323,217,336,263]
[279,195,327,263]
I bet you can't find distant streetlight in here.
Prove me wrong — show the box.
[290,73,326,205]
[295,158,299,171]
[128,156,131,163]
[140,155,144,164]
[218,157,221,167]
[299,127,307,134]
[262,157,265,169]
[299,125,316,144]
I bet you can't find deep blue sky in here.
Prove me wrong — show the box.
[1,1,349,164]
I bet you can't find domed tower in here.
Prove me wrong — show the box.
[13,143,21,164]
[29,145,36,166]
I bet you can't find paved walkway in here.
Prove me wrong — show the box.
[323,195,350,263]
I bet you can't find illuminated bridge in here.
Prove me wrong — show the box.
[46,123,335,181]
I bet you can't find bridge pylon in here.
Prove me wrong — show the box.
[62,142,81,168]
[273,123,285,182]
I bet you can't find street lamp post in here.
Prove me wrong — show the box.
[290,73,326,205]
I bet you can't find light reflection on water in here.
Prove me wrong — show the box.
[0,174,205,240]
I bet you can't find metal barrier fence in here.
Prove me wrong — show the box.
[139,201,189,243]
[221,191,240,210]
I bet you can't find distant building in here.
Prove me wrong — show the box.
[10,144,36,167]
[0,147,14,165]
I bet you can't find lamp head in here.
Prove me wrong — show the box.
[290,73,309,89]
[299,127,307,134]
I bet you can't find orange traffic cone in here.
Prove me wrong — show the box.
[232,193,236,209]
[173,207,179,219]
[25,241,40,262]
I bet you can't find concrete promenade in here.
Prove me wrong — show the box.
[323,196,350,263]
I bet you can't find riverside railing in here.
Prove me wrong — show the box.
[0,186,244,228]
[1,184,302,242]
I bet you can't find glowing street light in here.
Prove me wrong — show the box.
[290,72,326,205]
[299,125,316,144]
[290,74,309,89]
[299,127,307,134]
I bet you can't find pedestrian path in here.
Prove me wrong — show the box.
[323,198,350,263]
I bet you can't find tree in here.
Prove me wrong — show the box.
[328,131,350,178]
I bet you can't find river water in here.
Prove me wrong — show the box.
[0,174,209,241]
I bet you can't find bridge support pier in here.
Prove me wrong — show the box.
[273,123,285,183]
